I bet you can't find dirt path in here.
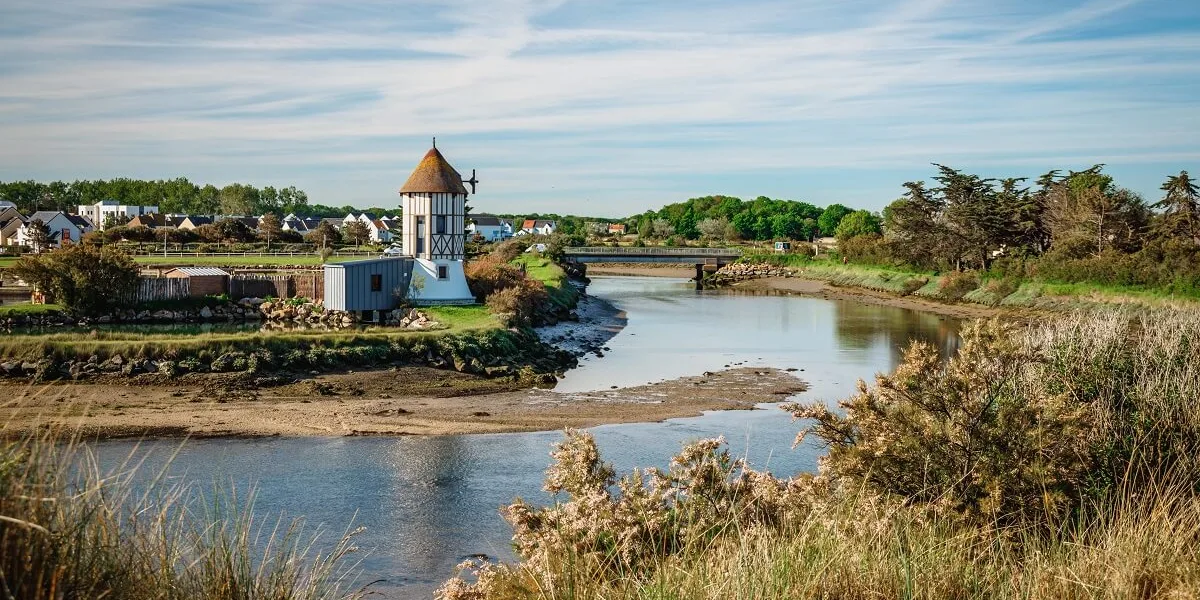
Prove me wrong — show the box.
[0,366,807,439]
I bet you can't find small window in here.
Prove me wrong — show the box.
[370,274,382,292]
[437,266,448,280]
[435,215,446,235]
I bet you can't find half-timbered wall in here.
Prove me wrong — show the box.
[401,192,465,261]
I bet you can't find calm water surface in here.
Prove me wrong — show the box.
[91,276,960,598]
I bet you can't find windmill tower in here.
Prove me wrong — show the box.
[398,141,476,304]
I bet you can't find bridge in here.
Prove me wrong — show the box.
[562,246,742,287]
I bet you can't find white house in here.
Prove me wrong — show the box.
[18,211,93,249]
[467,214,513,241]
[0,205,26,246]
[77,200,159,229]
[517,219,556,236]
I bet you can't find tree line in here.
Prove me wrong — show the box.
[0,178,403,219]
[862,165,1200,293]
[622,196,879,242]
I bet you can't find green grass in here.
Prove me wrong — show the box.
[0,303,63,317]
[0,257,16,269]
[131,255,363,267]
[513,254,578,308]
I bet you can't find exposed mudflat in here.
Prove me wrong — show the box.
[0,367,806,439]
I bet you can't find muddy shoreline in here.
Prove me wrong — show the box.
[587,263,1012,319]
[0,366,806,439]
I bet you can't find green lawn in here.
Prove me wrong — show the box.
[131,255,366,267]
[0,303,63,318]
[0,257,16,269]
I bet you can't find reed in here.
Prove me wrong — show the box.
[0,429,366,600]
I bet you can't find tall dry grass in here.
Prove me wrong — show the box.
[0,430,365,600]
[439,308,1200,599]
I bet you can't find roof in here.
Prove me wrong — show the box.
[470,215,502,226]
[324,256,411,269]
[166,267,230,277]
[182,216,214,226]
[399,147,469,195]
[66,214,92,228]
[522,219,555,230]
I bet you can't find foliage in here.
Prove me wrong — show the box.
[11,244,139,315]
[936,270,980,301]
[485,280,549,327]
[343,220,371,247]
[465,254,527,302]
[817,203,853,236]
[24,218,52,253]
[832,209,881,241]
[305,220,342,247]
[0,178,311,216]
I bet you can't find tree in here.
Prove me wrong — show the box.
[258,212,282,249]
[305,220,341,248]
[696,217,728,241]
[650,218,675,239]
[11,244,139,315]
[24,219,53,253]
[218,184,258,216]
[215,218,255,242]
[817,204,853,237]
[1044,167,1148,256]
[1153,171,1200,244]
[834,210,882,241]
[344,220,370,248]
[882,182,948,269]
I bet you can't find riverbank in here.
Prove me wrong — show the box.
[0,366,806,439]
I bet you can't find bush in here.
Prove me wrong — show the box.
[485,280,548,326]
[11,245,139,316]
[936,270,979,301]
[465,255,527,302]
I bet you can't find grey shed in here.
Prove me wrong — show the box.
[323,257,414,316]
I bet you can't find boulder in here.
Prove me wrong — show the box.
[199,306,214,319]
[151,310,174,321]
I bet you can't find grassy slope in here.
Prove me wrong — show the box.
[737,253,1200,309]
[0,303,63,318]
[513,254,579,309]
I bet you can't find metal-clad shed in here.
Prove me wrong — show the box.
[163,267,230,298]
[323,257,414,315]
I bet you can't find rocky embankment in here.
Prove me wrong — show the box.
[2,298,439,330]
[705,262,796,286]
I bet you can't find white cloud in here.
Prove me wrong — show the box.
[1,0,1197,213]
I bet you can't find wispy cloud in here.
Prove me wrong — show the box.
[1,0,1198,214]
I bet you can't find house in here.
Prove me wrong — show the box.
[176,216,214,230]
[17,211,93,249]
[77,200,159,230]
[607,223,627,235]
[323,257,414,319]
[0,205,26,246]
[163,267,230,298]
[517,219,556,236]
[369,219,394,243]
[127,213,181,229]
[467,214,513,242]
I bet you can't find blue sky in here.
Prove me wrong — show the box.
[1,0,1198,217]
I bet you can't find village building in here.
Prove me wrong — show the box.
[516,219,557,236]
[176,216,214,230]
[163,267,230,298]
[608,223,627,235]
[398,144,475,304]
[467,214,513,241]
[17,211,93,248]
[0,205,25,246]
[77,200,159,229]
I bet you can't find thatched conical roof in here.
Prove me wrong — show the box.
[399,147,468,195]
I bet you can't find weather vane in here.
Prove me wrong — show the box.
[463,169,479,195]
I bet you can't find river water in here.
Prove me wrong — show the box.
[91,276,960,598]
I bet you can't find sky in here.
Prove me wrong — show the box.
[1,0,1199,217]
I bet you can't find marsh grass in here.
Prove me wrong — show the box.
[0,429,365,599]
[439,309,1200,599]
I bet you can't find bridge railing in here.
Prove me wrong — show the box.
[564,246,741,256]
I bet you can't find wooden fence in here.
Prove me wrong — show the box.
[230,273,323,300]
[134,277,191,303]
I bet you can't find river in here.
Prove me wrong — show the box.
[90,275,960,598]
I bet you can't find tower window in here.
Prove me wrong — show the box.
[436,215,446,235]
[437,266,448,280]
[370,274,382,292]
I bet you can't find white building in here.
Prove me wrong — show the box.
[467,214,513,242]
[517,219,556,236]
[399,144,475,304]
[18,211,93,250]
[77,200,159,229]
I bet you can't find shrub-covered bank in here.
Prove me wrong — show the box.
[712,256,1199,310]
[438,308,1200,599]
[0,325,576,384]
